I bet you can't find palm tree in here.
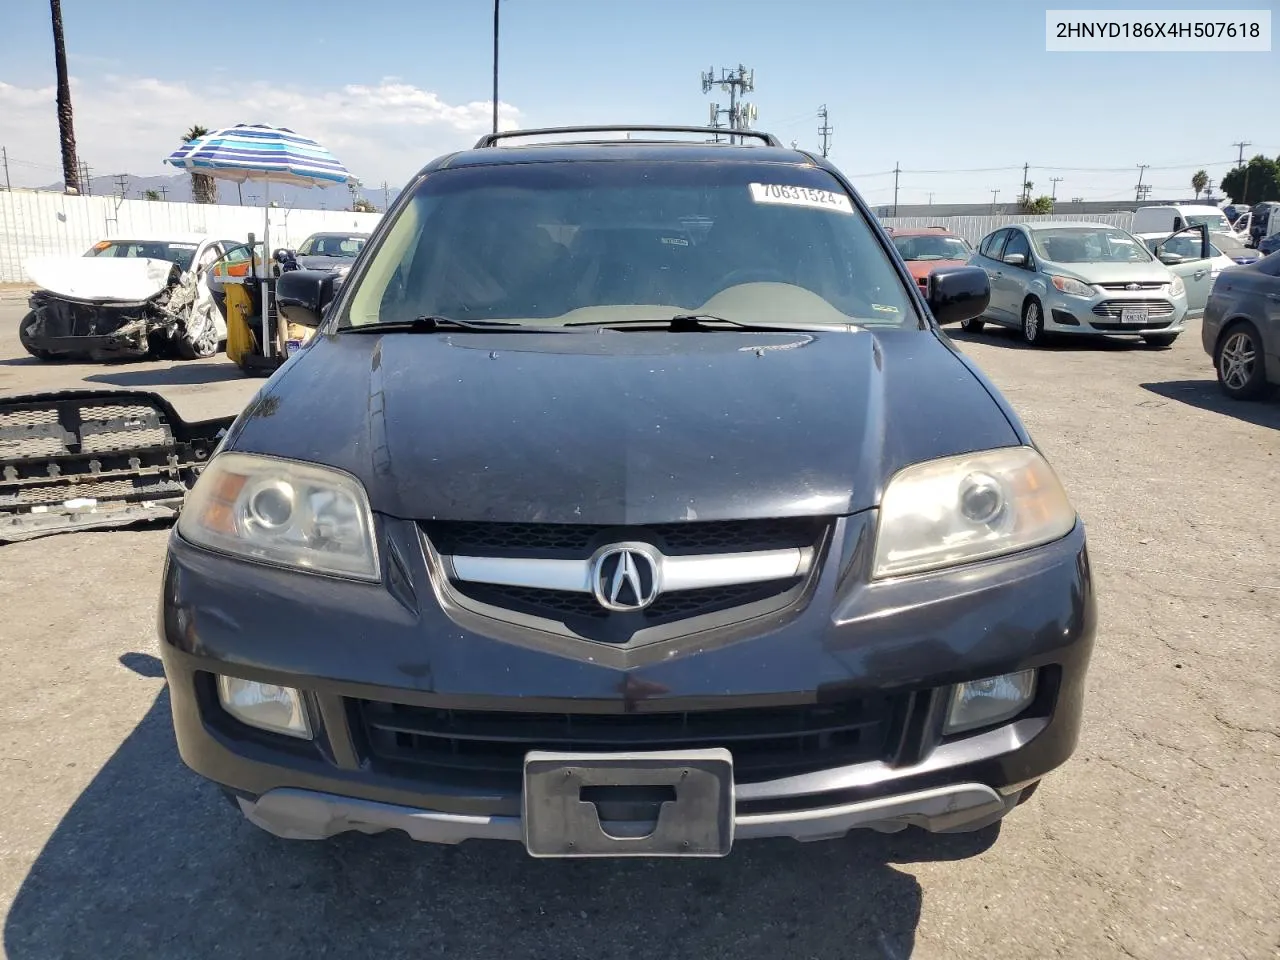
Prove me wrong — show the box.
[182,125,218,204]
[1191,169,1209,200]
[49,0,79,194]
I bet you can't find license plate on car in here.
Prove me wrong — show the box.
[1120,306,1148,324]
[522,749,734,858]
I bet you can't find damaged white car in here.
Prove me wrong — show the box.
[20,235,229,362]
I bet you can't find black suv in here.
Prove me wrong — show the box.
[159,126,1095,857]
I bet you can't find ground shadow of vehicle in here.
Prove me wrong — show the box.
[945,327,1150,352]
[85,363,244,388]
[1140,380,1279,429]
[4,654,1000,960]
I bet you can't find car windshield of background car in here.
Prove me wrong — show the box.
[892,235,970,262]
[85,240,200,272]
[1032,228,1153,264]
[1184,213,1231,231]
[342,160,918,330]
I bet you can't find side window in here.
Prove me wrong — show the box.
[1002,230,1032,266]
[981,230,1009,260]
[195,244,220,273]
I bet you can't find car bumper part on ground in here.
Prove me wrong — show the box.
[159,513,1095,849]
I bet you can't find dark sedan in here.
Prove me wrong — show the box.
[1202,251,1280,400]
[290,232,369,277]
[157,126,1096,858]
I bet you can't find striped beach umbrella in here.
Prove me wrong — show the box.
[164,124,360,359]
[164,123,359,188]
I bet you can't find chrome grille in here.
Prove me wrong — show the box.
[1096,282,1166,291]
[1091,299,1175,318]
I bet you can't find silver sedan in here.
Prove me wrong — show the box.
[964,221,1189,347]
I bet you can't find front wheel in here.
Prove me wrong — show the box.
[1142,333,1179,348]
[18,310,64,361]
[1215,322,1269,400]
[174,307,220,360]
[960,315,986,333]
[1020,298,1045,346]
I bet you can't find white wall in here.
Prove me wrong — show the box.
[0,193,1139,284]
[879,212,1135,245]
[0,192,383,283]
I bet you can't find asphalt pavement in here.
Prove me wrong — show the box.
[0,293,1277,960]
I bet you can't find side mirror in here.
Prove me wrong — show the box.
[276,269,337,328]
[1003,252,1027,267]
[1158,252,1185,265]
[928,266,990,326]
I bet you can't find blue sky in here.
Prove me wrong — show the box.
[1,0,1276,204]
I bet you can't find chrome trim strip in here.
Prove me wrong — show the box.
[445,547,813,594]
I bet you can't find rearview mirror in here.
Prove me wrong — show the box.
[928,266,990,326]
[276,269,337,328]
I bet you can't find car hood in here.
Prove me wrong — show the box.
[904,259,969,281]
[24,256,177,302]
[1042,259,1174,285]
[227,327,1019,524]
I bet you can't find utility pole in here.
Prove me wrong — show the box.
[927,192,934,211]
[382,181,389,211]
[990,189,1000,213]
[1,147,9,191]
[77,158,91,195]
[1049,176,1064,212]
[158,185,168,201]
[237,183,243,205]
[1020,162,1030,206]
[701,65,755,144]
[1231,140,1251,167]
[892,162,900,216]
[492,0,501,135]
[817,104,832,158]
[1134,164,1149,202]
[113,173,128,199]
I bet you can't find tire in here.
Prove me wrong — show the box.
[174,307,220,361]
[17,310,64,361]
[1142,333,1179,348]
[960,314,986,333]
[1214,321,1269,400]
[1020,298,1045,346]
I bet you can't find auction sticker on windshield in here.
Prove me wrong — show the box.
[749,183,853,214]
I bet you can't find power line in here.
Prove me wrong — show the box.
[1231,140,1251,166]
[817,104,832,159]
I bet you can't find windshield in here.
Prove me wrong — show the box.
[298,235,366,257]
[341,160,916,329]
[84,240,199,272]
[892,234,971,261]
[1184,213,1231,231]
[1031,227,1152,264]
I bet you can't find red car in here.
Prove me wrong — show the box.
[888,227,974,303]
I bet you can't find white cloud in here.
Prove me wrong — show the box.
[0,75,521,189]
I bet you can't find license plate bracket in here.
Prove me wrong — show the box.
[1120,306,1149,324]
[522,749,734,858]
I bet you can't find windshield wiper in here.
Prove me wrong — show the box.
[564,313,849,333]
[339,315,536,334]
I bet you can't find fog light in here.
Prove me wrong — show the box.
[945,669,1037,734]
[216,676,312,739]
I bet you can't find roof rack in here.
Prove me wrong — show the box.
[473,125,784,149]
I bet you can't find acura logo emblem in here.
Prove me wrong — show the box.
[591,544,661,612]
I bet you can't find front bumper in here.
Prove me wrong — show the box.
[1043,289,1187,336]
[158,513,1096,846]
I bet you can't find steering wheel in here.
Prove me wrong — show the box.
[715,266,794,289]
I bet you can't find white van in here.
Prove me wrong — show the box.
[1131,204,1235,236]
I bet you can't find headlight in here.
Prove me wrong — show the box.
[872,447,1076,579]
[1050,275,1095,298]
[1168,276,1185,298]
[178,451,380,580]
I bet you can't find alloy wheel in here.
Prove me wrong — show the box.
[1219,331,1255,390]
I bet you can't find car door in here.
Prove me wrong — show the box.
[993,228,1035,322]
[975,229,1011,321]
[1259,255,1280,369]
[1154,225,1214,318]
